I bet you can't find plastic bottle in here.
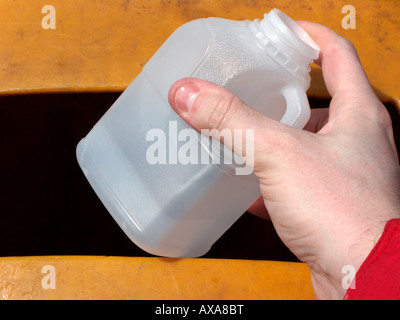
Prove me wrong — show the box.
[76,8,320,257]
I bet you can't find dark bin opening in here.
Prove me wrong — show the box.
[0,93,398,261]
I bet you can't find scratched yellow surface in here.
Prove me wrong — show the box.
[0,256,314,300]
[0,0,399,300]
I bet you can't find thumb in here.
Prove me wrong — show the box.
[168,77,289,171]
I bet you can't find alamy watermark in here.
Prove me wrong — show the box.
[341,5,356,30]
[41,265,56,289]
[145,121,254,175]
[40,4,356,31]
[41,5,56,30]
[342,265,356,290]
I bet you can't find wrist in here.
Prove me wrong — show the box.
[308,218,391,299]
[344,218,400,299]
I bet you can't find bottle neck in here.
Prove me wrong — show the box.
[250,9,320,81]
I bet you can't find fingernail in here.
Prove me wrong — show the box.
[174,83,200,112]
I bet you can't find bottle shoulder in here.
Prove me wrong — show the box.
[142,18,213,99]
[191,19,288,85]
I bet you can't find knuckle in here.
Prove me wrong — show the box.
[342,37,356,51]
[375,104,393,131]
[333,37,359,59]
[361,102,394,135]
[335,35,356,52]
[207,94,240,130]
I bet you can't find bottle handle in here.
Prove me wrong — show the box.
[279,85,311,129]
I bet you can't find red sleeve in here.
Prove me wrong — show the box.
[344,218,400,300]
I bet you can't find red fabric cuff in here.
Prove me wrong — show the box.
[344,218,400,300]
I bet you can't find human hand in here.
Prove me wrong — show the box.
[168,21,400,299]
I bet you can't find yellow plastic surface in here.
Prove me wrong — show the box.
[0,0,399,300]
[0,256,314,300]
[0,0,399,110]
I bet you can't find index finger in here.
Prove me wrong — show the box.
[297,21,380,107]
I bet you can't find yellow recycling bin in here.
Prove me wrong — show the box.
[0,0,398,300]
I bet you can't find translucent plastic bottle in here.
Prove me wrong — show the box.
[76,9,320,257]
